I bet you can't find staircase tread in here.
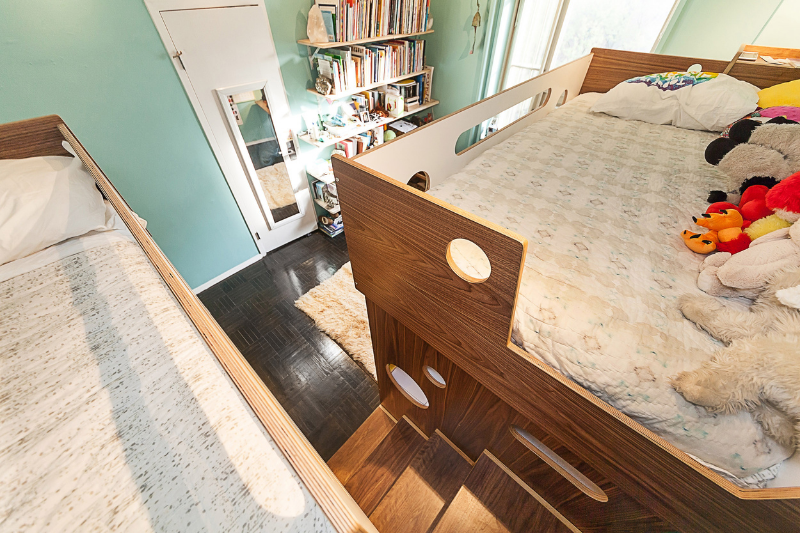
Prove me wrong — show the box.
[344,416,427,516]
[328,406,396,486]
[433,452,573,533]
[369,432,473,533]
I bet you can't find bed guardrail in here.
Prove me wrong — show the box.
[355,53,593,189]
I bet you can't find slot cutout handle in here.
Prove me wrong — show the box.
[511,425,608,503]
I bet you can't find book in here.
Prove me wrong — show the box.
[319,6,337,42]
[327,0,430,43]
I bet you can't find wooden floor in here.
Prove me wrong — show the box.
[198,231,379,461]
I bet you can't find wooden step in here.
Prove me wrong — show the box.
[369,430,474,533]
[344,416,428,516]
[433,452,575,533]
[328,406,397,486]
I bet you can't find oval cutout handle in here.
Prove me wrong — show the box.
[387,364,429,409]
[510,425,608,503]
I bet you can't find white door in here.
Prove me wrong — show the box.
[158,4,317,254]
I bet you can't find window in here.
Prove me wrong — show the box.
[550,0,677,69]
[491,0,677,130]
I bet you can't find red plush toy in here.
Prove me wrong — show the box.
[739,185,773,222]
[766,171,800,223]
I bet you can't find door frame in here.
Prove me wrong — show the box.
[145,0,316,256]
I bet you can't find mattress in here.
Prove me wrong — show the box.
[0,230,334,532]
[429,93,793,484]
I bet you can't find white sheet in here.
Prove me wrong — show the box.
[0,225,334,531]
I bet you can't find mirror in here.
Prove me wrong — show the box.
[219,84,301,225]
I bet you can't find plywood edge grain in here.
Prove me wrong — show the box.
[481,451,582,533]
[54,122,378,533]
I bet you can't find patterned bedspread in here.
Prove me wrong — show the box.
[429,94,793,481]
[0,239,334,532]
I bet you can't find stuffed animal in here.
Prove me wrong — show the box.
[705,119,800,203]
[697,223,800,298]
[695,176,800,297]
[683,206,751,254]
[673,266,800,449]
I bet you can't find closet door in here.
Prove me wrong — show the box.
[159,4,317,254]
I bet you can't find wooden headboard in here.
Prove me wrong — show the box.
[581,47,800,94]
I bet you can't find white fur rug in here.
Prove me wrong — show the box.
[295,262,376,379]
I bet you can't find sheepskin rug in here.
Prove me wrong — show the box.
[295,262,376,379]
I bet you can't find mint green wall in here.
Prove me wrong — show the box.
[754,0,800,48]
[0,0,493,290]
[0,0,258,289]
[655,0,784,60]
[237,101,277,144]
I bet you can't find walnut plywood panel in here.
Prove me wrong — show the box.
[727,61,800,89]
[344,416,427,516]
[369,432,473,533]
[335,157,528,351]
[334,150,800,531]
[328,406,397,486]
[0,115,72,159]
[434,452,573,533]
[579,48,730,94]
[367,301,673,533]
[581,48,800,93]
[0,115,377,533]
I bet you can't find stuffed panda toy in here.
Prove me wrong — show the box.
[704,118,800,204]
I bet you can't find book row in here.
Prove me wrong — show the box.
[315,0,431,43]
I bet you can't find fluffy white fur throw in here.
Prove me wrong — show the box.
[295,262,376,379]
[675,267,800,449]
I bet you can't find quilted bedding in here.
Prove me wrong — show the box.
[428,93,793,482]
[0,236,334,532]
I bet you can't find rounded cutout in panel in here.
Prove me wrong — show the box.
[447,239,491,283]
[386,364,429,409]
[532,88,552,113]
[555,89,568,108]
[408,171,430,192]
[423,365,446,388]
[510,425,608,502]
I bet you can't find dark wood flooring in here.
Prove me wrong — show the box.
[198,231,379,461]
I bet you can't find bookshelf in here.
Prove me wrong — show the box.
[314,198,341,214]
[298,29,433,49]
[299,99,438,149]
[307,67,429,100]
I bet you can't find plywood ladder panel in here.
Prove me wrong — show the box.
[434,452,575,533]
[344,416,427,516]
[369,431,474,533]
[328,406,397,486]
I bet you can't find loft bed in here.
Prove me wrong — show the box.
[332,48,800,532]
[0,117,377,533]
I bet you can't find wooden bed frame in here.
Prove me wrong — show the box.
[332,48,800,532]
[0,117,377,533]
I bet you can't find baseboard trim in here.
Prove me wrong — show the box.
[192,253,262,294]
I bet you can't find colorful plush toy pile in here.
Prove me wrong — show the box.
[681,114,800,297]
[683,117,800,252]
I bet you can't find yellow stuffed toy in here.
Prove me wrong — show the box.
[745,214,793,241]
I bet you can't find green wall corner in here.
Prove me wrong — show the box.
[0,0,258,289]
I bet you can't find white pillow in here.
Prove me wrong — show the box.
[0,155,108,265]
[590,71,759,132]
